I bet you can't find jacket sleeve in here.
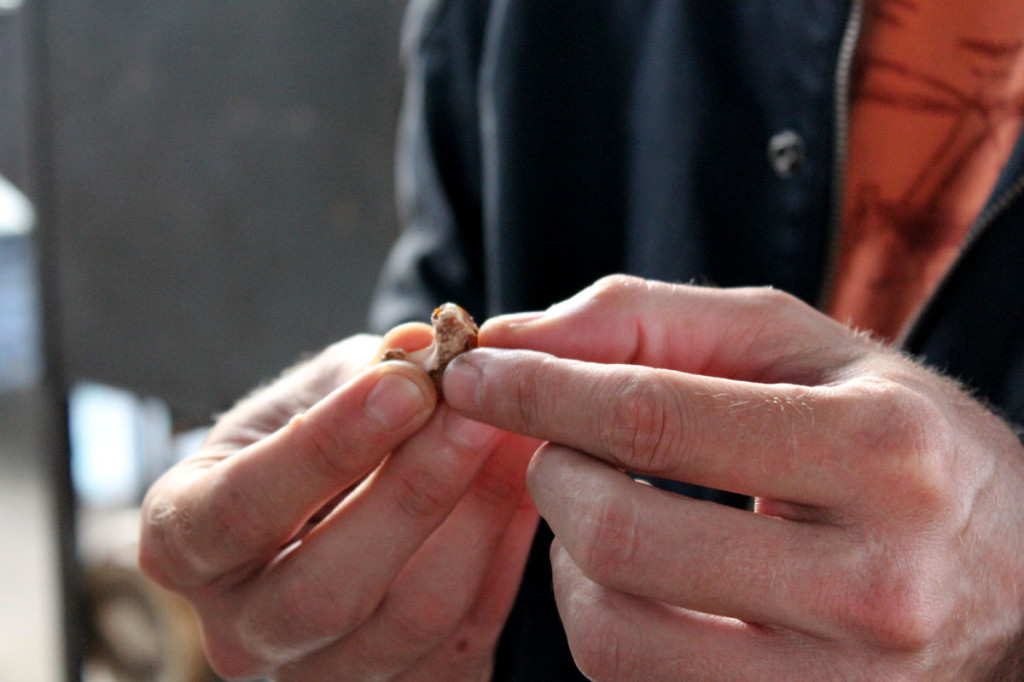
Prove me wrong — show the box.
[368,0,492,332]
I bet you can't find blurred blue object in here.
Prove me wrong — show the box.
[0,174,39,390]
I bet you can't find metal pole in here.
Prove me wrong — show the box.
[22,0,84,678]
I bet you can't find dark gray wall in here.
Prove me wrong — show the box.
[1,7,31,190]
[33,1,408,420]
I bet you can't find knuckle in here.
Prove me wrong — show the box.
[468,455,523,508]
[200,604,297,681]
[137,498,180,584]
[734,286,806,333]
[600,373,685,472]
[391,460,459,522]
[505,352,573,438]
[138,488,205,589]
[843,553,946,652]
[290,411,362,483]
[202,473,278,563]
[570,275,649,317]
[729,287,850,380]
[869,382,933,454]
[746,284,799,309]
[268,571,379,647]
[589,273,646,299]
[576,495,644,584]
[388,590,463,648]
[510,355,547,433]
[140,470,283,592]
[844,379,953,508]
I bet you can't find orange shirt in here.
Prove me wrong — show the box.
[827,1,1024,342]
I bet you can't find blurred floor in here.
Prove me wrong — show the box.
[0,385,61,682]
[1,230,60,681]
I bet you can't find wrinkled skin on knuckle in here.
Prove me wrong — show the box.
[137,494,180,586]
[500,351,556,435]
[138,484,210,590]
[599,372,687,474]
[391,457,461,522]
[575,494,645,585]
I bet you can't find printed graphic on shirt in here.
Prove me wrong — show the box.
[828,0,1024,341]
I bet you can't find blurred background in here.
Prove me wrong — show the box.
[0,1,407,679]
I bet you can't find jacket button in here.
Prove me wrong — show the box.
[767,130,805,178]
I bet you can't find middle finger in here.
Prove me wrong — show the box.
[528,443,850,638]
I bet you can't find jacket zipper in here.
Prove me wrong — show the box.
[901,168,1024,342]
[817,0,866,311]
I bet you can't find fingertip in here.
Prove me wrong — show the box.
[479,311,546,331]
[477,312,549,349]
[374,322,434,363]
[524,442,563,512]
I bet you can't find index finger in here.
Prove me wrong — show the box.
[140,361,437,591]
[443,348,897,505]
[478,276,861,384]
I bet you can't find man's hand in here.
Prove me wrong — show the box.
[443,275,1024,681]
[139,331,539,681]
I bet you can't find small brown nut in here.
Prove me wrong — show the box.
[380,303,479,393]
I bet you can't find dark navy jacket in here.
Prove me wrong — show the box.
[369,2,1024,679]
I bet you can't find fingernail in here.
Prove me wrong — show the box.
[364,373,430,430]
[479,312,547,340]
[490,311,546,327]
[442,355,483,413]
